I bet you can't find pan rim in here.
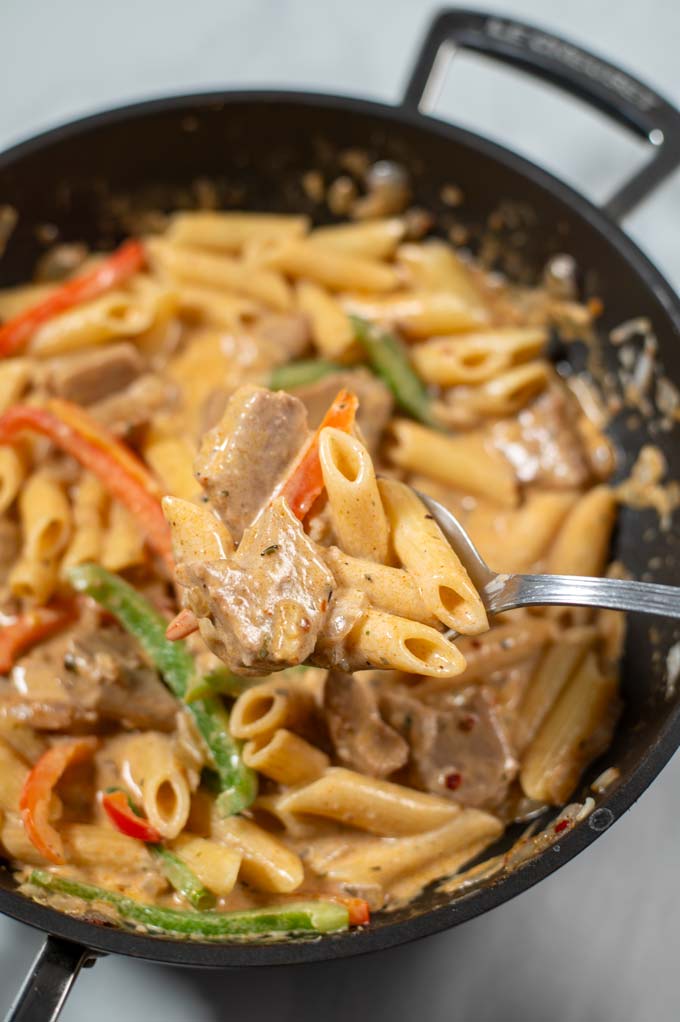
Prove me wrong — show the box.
[1,86,680,967]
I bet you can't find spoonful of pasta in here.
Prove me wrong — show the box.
[417,491,680,624]
[164,383,680,686]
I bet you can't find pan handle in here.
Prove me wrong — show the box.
[402,8,680,221]
[5,935,97,1022]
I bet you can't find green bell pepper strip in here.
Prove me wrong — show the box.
[269,359,342,391]
[150,846,216,910]
[350,314,435,426]
[28,870,349,936]
[67,564,257,816]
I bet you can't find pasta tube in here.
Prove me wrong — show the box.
[278,767,459,835]
[346,609,467,677]
[378,478,488,635]
[319,427,389,562]
[412,328,546,386]
[520,651,620,804]
[389,419,518,507]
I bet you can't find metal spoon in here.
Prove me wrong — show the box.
[418,491,680,621]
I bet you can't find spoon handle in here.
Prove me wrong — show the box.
[485,573,680,619]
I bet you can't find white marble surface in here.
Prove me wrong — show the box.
[1,1,680,1019]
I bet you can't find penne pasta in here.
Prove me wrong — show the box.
[0,446,27,515]
[315,810,502,891]
[309,218,406,260]
[147,238,293,311]
[263,238,399,293]
[0,283,57,319]
[346,609,467,677]
[414,618,555,696]
[243,728,329,786]
[278,767,459,835]
[29,291,153,356]
[520,651,620,804]
[412,328,547,386]
[175,285,261,329]
[515,633,596,753]
[143,430,199,503]
[396,241,487,312]
[211,813,304,893]
[168,211,309,251]
[322,546,438,625]
[342,291,488,338]
[389,419,518,507]
[62,823,152,870]
[462,361,550,417]
[0,358,33,412]
[1,812,50,866]
[111,733,191,840]
[169,833,242,896]
[319,427,389,562]
[101,501,146,572]
[229,678,315,742]
[8,555,60,605]
[378,477,488,635]
[61,473,107,573]
[19,470,72,562]
[448,489,580,576]
[0,740,29,812]
[295,280,357,360]
[547,486,618,577]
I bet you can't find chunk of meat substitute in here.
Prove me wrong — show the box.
[2,625,177,732]
[492,384,590,489]
[195,385,309,540]
[178,498,334,675]
[324,671,408,777]
[92,373,178,434]
[380,687,516,810]
[292,369,393,453]
[45,343,143,405]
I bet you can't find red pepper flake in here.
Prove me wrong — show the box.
[444,771,462,791]
[458,714,476,733]
[554,819,569,835]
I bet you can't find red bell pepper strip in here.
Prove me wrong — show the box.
[328,895,370,926]
[0,239,145,357]
[279,388,358,520]
[165,607,199,641]
[0,602,77,674]
[20,737,98,864]
[101,790,162,843]
[0,401,173,570]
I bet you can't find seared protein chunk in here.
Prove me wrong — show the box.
[1,625,177,732]
[380,687,516,810]
[65,629,178,731]
[492,383,590,489]
[92,374,178,435]
[178,498,334,675]
[291,369,393,453]
[323,671,408,777]
[254,312,312,362]
[45,343,143,405]
[195,386,309,541]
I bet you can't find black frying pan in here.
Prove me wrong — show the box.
[2,10,680,1021]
